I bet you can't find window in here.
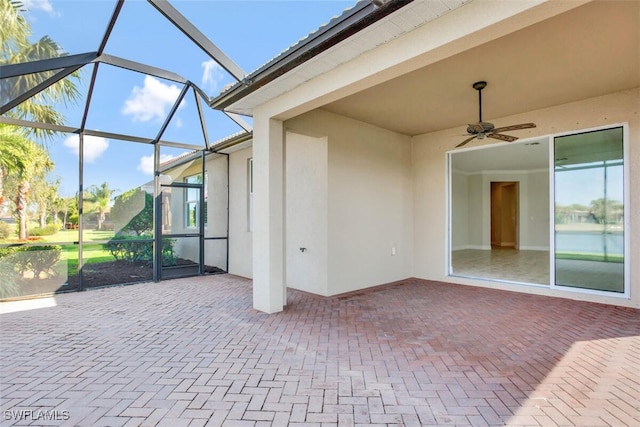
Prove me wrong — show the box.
[448,125,628,296]
[553,127,625,293]
[184,173,207,228]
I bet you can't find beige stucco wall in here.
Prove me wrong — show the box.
[205,155,229,271]
[286,109,413,295]
[413,88,639,308]
[228,147,253,279]
[285,131,329,295]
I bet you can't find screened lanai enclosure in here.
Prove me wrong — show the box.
[0,0,253,300]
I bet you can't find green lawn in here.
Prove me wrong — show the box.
[37,229,115,243]
[63,244,115,276]
[1,229,118,276]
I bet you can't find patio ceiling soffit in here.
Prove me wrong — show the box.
[209,0,413,112]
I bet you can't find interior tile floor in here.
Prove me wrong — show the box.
[1,275,639,426]
[452,249,550,285]
[452,249,625,292]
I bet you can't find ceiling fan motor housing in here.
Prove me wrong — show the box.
[467,121,495,134]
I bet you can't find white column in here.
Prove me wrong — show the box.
[252,116,285,313]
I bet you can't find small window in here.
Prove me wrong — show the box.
[184,173,207,228]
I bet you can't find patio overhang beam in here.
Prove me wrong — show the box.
[147,0,246,82]
[0,51,98,79]
[96,54,188,84]
[209,0,412,111]
[1,65,84,115]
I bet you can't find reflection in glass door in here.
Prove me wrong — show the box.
[553,127,625,293]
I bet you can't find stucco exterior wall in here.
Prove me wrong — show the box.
[286,109,413,295]
[205,155,229,271]
[413,88,639,308]
[285,131,328,295]
[228,147,253,279]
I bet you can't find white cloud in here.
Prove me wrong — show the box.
[201,60,224,93]
[137,154,176,175]
[23,0,56,15]
[63,135,109,163]
[121,76,185,123]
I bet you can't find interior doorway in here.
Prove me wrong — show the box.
[491,181,519,249]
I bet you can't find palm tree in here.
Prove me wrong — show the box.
[0,124,29,208]
[32,176,60,228]
[2,132,54,239]
[1,0,81,139]
[86,183,118,231]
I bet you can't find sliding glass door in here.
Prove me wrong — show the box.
[553,127,625,293]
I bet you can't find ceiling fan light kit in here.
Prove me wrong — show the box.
[456,81,536,148]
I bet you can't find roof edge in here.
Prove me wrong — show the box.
[209,0,413,111]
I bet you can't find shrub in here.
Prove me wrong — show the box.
[0,267,19,298]
[0,246,19,298]
[0,245,62,295]
[29,224,60,236]
[104,236,152,263]
[12,245,62,277]
[111,189,153,236]
[0,222,14,240]
[104,236,176,265]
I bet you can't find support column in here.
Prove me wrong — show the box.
[252,116,285,313]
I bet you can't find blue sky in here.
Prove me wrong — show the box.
[19,0,353,196]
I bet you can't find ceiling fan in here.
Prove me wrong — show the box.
[456,81,536,148]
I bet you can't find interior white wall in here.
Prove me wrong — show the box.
[450,171,469,250]
[523,170,550,250]
[477,170,548,250]
[413,88,639,308]
[286,109,413,295]
[285,132,328,295]
[467,174,483,249]
[228,147,253,279]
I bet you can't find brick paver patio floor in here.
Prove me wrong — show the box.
[1,275,639,426]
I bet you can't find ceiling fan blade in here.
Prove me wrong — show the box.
[487,133,518,142]
[491,123,536,133]
[456,135,478,148]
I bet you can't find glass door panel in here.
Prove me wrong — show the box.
[553,127,625,292]
[159,184,202,279]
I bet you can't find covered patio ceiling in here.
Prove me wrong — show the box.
[224,1,638,141]
[320,0,639,137]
